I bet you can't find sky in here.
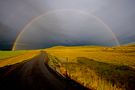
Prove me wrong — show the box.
[0,0,135,50]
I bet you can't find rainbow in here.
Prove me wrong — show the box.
[12,9,120,50]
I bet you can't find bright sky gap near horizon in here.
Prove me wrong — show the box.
[0,0,135,50]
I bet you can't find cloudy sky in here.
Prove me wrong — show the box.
[0,0,135,50]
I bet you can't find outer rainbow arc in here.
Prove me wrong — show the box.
[12,9,120,51]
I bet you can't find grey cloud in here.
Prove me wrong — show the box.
[0,0,135,50]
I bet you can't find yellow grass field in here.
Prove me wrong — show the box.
[0,45,134,90]
[45,45,135,90]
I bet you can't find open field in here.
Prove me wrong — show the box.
[45,45,135,90]
[0,50,27,60]
[0,45,134,90]
[0,50,40,67]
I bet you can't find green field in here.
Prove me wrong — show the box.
[46,44,135,90]
[0,50,40,67]
[0,50,27,60]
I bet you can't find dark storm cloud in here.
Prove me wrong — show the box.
[0,0,135,50]
[0,22,14,50]
[0,0,48,49]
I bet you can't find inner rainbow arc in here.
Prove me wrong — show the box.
[12,9,120,51]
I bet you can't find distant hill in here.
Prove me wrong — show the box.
[120,43,135,47]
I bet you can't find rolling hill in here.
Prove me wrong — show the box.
[0,44,135,90]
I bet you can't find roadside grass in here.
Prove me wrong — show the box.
[47,54,61,72]
[76,57,135,90]
[46,45,135,90]
[0,50,40,67]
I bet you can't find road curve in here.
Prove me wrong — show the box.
[0,51,90,90]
